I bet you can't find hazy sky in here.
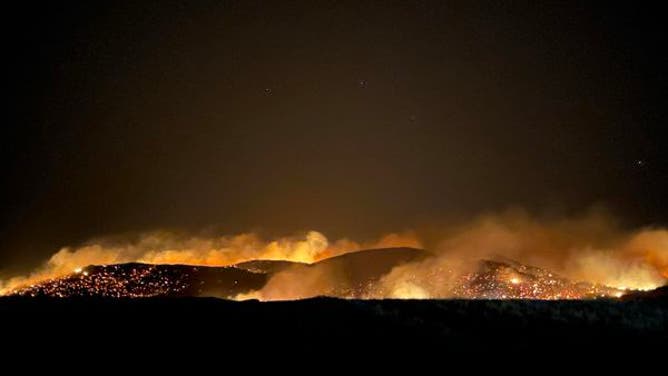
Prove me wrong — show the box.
[2,1,667,270]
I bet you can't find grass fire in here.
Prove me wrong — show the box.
[2,211,666,300]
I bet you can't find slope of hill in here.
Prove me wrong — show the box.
[9,263,268,298]
[452,259,624,299]
[2,247,639,300]
[6,247,423,298]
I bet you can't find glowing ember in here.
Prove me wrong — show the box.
[446,260,626,299]
[1,213,667,298]
[3,256,635,300]
[6,263,268,298]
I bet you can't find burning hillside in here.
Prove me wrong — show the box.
[449,259,624,299]
[8,263,268,298]
[6,248,633,300]
[7,248,423,299]
[2,211,667,299]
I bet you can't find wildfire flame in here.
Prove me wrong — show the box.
[1,210,667,299]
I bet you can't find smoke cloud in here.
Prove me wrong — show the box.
[239,209,668,300]
[2,209,667,298]
[0,230,419,294]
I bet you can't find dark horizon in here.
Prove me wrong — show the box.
[2,1,667,272]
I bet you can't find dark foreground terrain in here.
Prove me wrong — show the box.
[2,292,666,361]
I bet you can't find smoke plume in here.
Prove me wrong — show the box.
[238,209,668,300]
[2,209,667,298]
[0,230,418,294]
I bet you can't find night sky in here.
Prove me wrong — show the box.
[2,1,667,271]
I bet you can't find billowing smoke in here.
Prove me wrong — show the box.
[238,210,668,300]
[2,209,667,298]
[0,230,419,294]
[370,210,667,300]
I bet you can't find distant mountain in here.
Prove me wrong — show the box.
[317,247,425,275]
[310,247,425,297]
[5,247,638,300]
[8,247,424,298]
[233,260,302,274]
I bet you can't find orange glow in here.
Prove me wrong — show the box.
[2,211,667,299]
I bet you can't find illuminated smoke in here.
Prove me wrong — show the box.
[369,210,667,300]
[249,263,342,301]
[1,209,667,298]
[0,230,419,294]
[237,210,667,300]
